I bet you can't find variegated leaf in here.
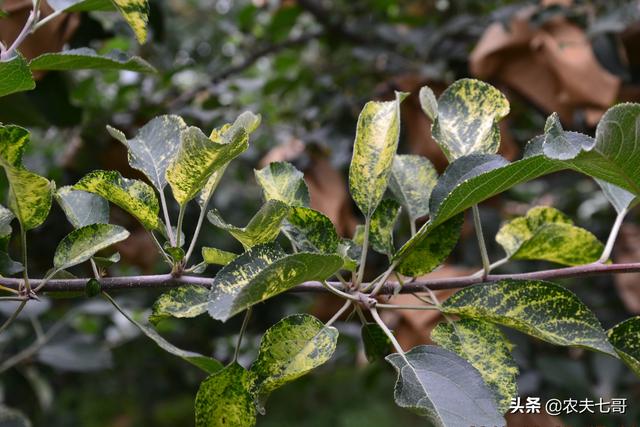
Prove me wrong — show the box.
[208,243,343,321]
[207,200,289,249]
[389,154,437,222]
[496,206,604,266]
[107,115,186,191]
[282,206,340,253]
[349,91,407,217]
[150,285,209,324]
[111,0,149,43]
[202,246,237,266]
[55,186,109,228]
[442,280,617,356]
[255,162,310,207]
[431,79,509,161]
[167,112,260,205]
[431,319,518,413]
[608,317,640,376]
[74,170,161,230]
[53,224,129,271]
[198,167,226,209]
[369,199,401,257]
[250,314,338,409]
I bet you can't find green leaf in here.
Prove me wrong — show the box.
[361,323,392,362]
[0,251,23,276]
[386,345,504,426]
[349,91,408,217]
[110,0,149,43]
[53,224,129,271]
[0,203,14,238]
[74,170,160,230]
[107,115,186,192]
[29,48,156,73]
[369,199,401,257]
[250,314,338,409]
[167,112,260,205]
[394,214,463,277]
[388,154,437,222]
[202,247,237,266]
[255,161,310,207]
[150,285,209,324]
[0,55,35,98]
[48,0,115,12]
[282,206,340,253]
[607,317,640,376]
[431,319,518,413]
[431,79,509,161]
[92,252,120,268]
[195,363,256,427]
[55,186,109,228]
[207,200,289,249]
[495,206,604,266]
[208,243,343,321]
[597,180,636,214]
[442,279,617,356]
[419,85,438,122]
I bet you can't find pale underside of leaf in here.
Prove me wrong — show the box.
[56,186,109,228]
[388,154,438,221]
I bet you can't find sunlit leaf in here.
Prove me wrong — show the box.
[386,345,504,426]
[208,243,343,321]
[207,200,289,249]
[495,206,604,265]
[111,0,149,43]
[282,206,340,253]
[30,48,156,73]
[608,317,640,376]
[418,85,438,122]
[369,199,401,257]
[349,91,407,217]
[0,55,35,97]
[55,186,109,228]
[442,280,617,356]
[202,246,237,266]
[150,285,209,324]
[74,170,161,230]
[53,224,129,271]
[255,161,310,207]
[388,155,437,222]
[432,319,518,413]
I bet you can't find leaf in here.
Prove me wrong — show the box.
[0,251,23,275]
[107,115,186,192]
[74,170,161,230]
[150,285,209,324]
[282,206,340,253]
[53,224,129,271]
[431,319,518,413]
[0,405,31,427]
[441,280,617,356]
[198,167,226,209]
[369,199,401,257]
[250,314,338,408]
[195,363,256,427]
[597,180,636,214]
[386,345,504,426]
[361,323,392,362]
[388,154,438,222]
[208,243,343,321]
[111,0,150,43]
[255,161,310,207]
[0,55,35,98]
[607,317,640,376]
[37,336,113,372]
[0,203,14,237]
[419,85,438,122]
[348,91,408,217]
[495,206,604,266]
[431,79,509,161]
[202,247,237,266]
[29,48,156,73]
[207,200,289,249]
[55,186,109,228]
[48,0,115,12]
[92,252,120,268]
[394,214,463,277]
[167,112,260,205]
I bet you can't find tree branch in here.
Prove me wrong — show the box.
[1,261,640,294]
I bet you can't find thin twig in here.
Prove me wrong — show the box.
[600,208,628,263]
[325,301,352,327]
[355,217,371,288]
[472,205,490,279]
[0,300,27,335]
[232,308,252,364]
[159,190,176,246]
[321,281,359,301]
[369,306,405,358]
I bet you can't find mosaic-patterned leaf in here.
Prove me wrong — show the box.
[30,48,156,73]
[0,54,35,97]
[202,246,237,266]
[369,199,401,257]
[386,345,504,426]
[431,319,518,413]
[496,206,604,266]
[255,162,310,207]
[111,0,149,43]
[208,243,343,321]
[282,206,340,253]
[442,280,617,356]
[608,317,640,377]
[361,323,392,362]
[55,186,109,228]
[150,285,209,324]
[195,363,256,427]
[74,170,161,230]
[107,115,186,191]
[388,154,437,222]
[207,200,289,249]
[349,91,407,217]
[167,112,260,205]
[394,214,463,277]
[431,79,509,161]
[251,314,338,409]
[53,224,129,271]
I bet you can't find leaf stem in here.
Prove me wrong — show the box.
[0,300,27,336]
[149,231,173,265]
[175,205,186,248]
[409,216,417,237]
[159,190,176,246]
[19,224,30,293]
[321,280,359,301]
[90,259,101,280]
[355,216,371,288]
[232,307,252,364]
[325,300,352,327]
[375,303,439,311]
[370,306,405,358]
[0,8,36,60]
[184,203,209,265]
[600,208,628,263]
[472,205,490,279]
[367,261,398,296]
